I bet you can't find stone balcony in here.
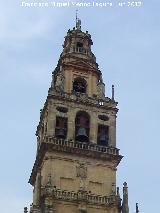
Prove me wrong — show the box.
[42,187,121,207]
[44,136,120,156]
[61,46,96,61]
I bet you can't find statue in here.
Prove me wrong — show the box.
[97,77,105,98]
[55,67,65,93]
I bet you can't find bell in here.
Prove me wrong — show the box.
[57,128,65,138]
[76,127,88,142]
[99,134,108,146]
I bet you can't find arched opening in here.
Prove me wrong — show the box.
[97,125,109,146]
[55,117,67,139]
[77,42,83,48]
[73,77,87,94]
[75,111,90,142]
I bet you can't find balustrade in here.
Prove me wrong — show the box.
[44,136,119,155]
[43,187,119,206]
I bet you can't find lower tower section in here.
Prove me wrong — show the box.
[29,137,122,213]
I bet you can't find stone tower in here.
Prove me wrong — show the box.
[28,19,128,213]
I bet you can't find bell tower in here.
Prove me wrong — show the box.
[28,19,128,213]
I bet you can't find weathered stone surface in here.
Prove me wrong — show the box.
[29,23,122,213]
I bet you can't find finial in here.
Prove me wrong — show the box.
[76,9,78,25]
[112,85,115,101]
[136,203,139,213]
[117,187,120,196]
[123,182,127,187]
[76,10,81,30]
[122,182,129,213]
[24,207,28,213]
[123,182,128,195]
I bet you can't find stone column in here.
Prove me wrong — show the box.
[47,105,56,137]
[32,171,41,213]
[67,110,75,140]
[122,182,129,213]
[33,171,41,206]
[109,113,116,147]
[90,112,97,143]
[88,73,92,97]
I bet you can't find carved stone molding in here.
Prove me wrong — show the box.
[76,163,87,178]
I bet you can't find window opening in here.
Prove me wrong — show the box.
[55,117,67,139]
[73,78,87,93]
[75,111,90,142]
[97,125,109,146]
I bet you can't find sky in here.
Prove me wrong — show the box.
[0,0,160,212]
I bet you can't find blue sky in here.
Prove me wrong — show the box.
[0,0,160,212]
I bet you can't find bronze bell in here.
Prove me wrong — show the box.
[57,128,65,138]
[99,134,108,146]
[99,134,106,141]
[76,127,88,142]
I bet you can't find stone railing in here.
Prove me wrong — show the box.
[48,89,116,108]
[44,137,119,156]
[73,46,88,54]
[42,187,120,206]
[62,46,96,61]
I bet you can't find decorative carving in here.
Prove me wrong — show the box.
[79,178,85,191]
[56,106,68,113]
[46,173,52,187]
[76,163,87,190]
[97,82,105,98]
[44,197,54,213]
[48,90,117,110]
[55,68,65,92]
[98,114,109,121]
[111,183,116,195]
[44,205,54,213]
[76,163,87,178]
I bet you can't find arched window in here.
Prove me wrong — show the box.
[55,117,67,139]
[73,77,87,94]
[77,42,83,48]
[97,125,109,146]
[75,111,90,142]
